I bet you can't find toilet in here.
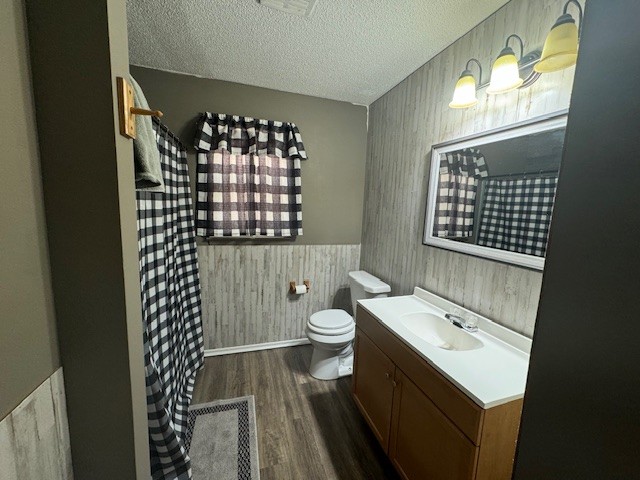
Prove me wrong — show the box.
[306,270,391,380]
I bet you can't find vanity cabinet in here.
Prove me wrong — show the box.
[352,306,523,480]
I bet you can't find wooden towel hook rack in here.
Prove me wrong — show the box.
[131,107,163,118]
[117,77,163,139]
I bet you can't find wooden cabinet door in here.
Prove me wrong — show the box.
[352,328,396,451]
[389,370,478,480]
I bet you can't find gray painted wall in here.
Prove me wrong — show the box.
[26,0,149,477]
[130,66,369,349]
[130,66,368,245]
[360,0,581,337]
[0,0,59,421]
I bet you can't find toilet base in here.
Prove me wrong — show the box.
[309,344,354,380]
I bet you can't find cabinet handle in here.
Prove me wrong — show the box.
[392,380,397,388]
[385,372,391,379]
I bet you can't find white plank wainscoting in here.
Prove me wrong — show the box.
[198,244,361,350]
[361,0,582,338]
[0,368,73,480]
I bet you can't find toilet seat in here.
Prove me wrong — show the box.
[306,328,355,346]
[306,322,355,336]
[307,309,354,336]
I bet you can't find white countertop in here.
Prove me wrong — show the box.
[358,288,531,409]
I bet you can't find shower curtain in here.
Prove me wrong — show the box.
[136,119,204,479]
[477,175,558,257]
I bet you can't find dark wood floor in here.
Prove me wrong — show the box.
[192,345,400,480]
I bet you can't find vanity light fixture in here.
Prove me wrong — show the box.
[449,59,483,109]
[449,35,543,108]
[448,2,585,109]
[487,34,527,95]
[535,0,583,73]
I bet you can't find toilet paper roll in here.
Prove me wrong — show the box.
[294,284,308,294]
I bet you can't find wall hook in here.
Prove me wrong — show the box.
[117,77,163,139]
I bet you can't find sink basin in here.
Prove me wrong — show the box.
[399,312,484,351]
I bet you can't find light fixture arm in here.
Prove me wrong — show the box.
[563,0,583,37]
[505,34,524,60]
[465,58,483,85]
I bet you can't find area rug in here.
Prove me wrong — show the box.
[186,396,260,480]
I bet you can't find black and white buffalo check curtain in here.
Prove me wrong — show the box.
[477,176,558,257]
[194,113,306,238]
[440,148,488,178]
[194,112,307,158]
[137,119,204,480]
[434,173,479,238]
[434,148,488,238]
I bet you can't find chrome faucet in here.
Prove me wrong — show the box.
[445,313,478,333]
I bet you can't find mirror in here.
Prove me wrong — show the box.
[423,112,567,270]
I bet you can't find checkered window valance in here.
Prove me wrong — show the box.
[439,148,488,178]
[194,113,306,238]
[194,112,307,160]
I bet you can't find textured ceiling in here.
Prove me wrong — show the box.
[127,0,509,105]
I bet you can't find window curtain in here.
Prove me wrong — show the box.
[434,148,488,238]
[194,113,306,238]
[477,176,558,257]
[137,119,204,480]
[434,173,478,238]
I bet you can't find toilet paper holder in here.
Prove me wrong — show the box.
[289,280,311,294]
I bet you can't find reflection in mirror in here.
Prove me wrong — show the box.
[424,113,567,270]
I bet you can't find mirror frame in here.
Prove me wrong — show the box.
[423,110,568,271]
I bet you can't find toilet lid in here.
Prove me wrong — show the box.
[309,309,353,330]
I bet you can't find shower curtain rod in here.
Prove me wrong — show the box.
[152,116,185,149]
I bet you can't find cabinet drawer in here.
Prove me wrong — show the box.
[357,306,484,445]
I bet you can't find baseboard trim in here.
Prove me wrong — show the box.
[204,338,311,357]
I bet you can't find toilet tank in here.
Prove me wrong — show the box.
[348,270,391,315]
